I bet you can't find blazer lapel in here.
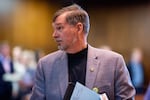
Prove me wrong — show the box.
[57,52,68,98]
[86,46,101,89]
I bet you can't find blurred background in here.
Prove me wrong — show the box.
[0,0,150,99]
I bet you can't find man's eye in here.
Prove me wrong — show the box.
[56,26,63,31]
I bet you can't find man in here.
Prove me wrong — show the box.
[30,4,135,100]
[0,42,14,100]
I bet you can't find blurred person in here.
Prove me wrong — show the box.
[30,4,135,100]
[34,49,45,63]
[17,50,36,100]
[0,41,14,100]
[12,46,26,76]
[11,47,36,100]
[127,47,145,94]
[12,46,26,100]
[99,45,112,51]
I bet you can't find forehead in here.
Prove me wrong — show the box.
[52,12,68,26]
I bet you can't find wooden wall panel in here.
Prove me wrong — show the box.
[11,1,58,53]
[0,2,150,85]
[88,4,150,84]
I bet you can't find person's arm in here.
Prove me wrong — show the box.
[30,60,46,100]
[115,56,136,100]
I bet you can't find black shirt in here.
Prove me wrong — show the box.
[67,47,88,85]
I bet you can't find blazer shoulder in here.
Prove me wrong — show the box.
[92,47,123,59]
[39,50,65,63]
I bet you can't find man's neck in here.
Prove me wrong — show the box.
[66,44,87,54]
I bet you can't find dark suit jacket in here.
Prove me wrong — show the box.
[31,45,135,100]
[127,61,145,83]
[127,61,145,94]
[0,59,14,100]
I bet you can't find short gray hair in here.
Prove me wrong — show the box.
[52,4,90,34]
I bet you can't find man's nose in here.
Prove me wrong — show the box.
[52,30,58,38]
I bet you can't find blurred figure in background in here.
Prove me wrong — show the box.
[12,46,26,100]
[34,49,45,63]
[99,45,112,51]
[17,49,36,100]
[12,47,37,100]
[0,41,14,100]
[127,47,145,94]
[13,46,26,78]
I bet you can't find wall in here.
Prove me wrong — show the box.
[0,1,59,54]
[88,4,150,85]
[0,1,150,85]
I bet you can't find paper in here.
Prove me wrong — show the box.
[100,93,109,100]
[70,82,101,100]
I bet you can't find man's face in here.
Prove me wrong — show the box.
[1,44,10,57]
[52,13,78,52]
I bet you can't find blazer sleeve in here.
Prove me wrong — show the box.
[115,55,136,100]
[30,60,46,100]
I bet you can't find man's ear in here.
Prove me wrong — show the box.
[76,22,83,33]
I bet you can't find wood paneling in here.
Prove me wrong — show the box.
[88,4,150,85]
[0,1,150,85]
[11,1,58,53]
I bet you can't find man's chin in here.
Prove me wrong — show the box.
[58,46,65,51]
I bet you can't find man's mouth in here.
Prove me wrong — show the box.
[55,39,62,45]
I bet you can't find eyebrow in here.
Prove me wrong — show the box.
[52,23,62,27]
[54,22,68,28]
[55,23,62,26]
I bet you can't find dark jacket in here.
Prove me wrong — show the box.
[0,60,14,100]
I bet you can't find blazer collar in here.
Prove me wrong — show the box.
[57,51,68,98]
